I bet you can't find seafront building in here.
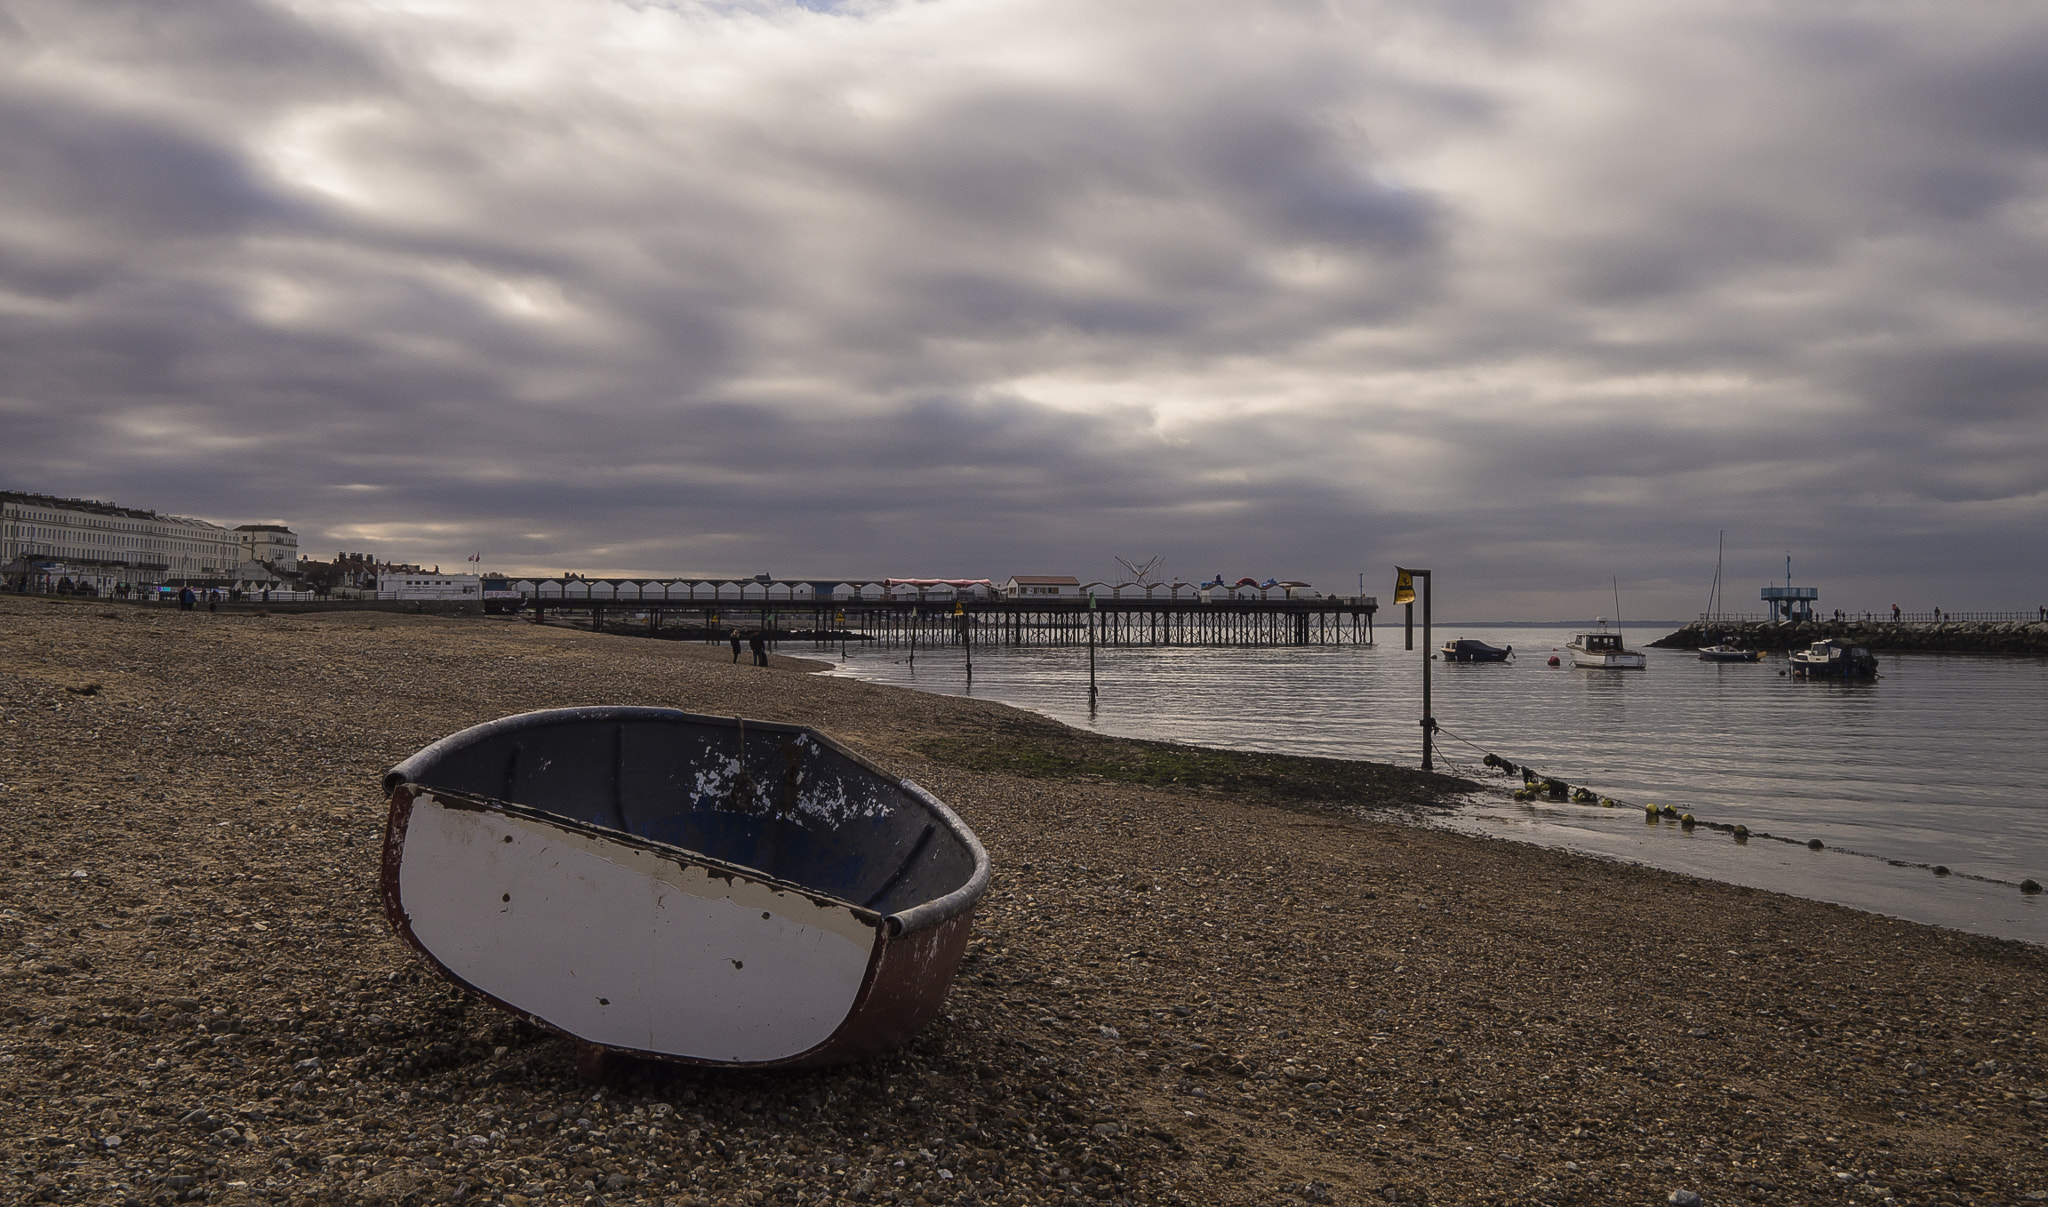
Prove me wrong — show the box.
[375,570,481,600]
[1,489,298,596]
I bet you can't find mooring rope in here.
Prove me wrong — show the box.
[1423,721,2043,894]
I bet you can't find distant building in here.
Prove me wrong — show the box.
[235,523,299,571]
[1,489,294,596]
[377,570,479,600]
[1002,575,1081,599]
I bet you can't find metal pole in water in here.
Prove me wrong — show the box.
[1422,570,1433,771]
[959,601,972,681]
[1087,591,1098,701]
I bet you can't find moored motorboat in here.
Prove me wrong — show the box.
[1440,638,1513,662]
[1697,642,1761,663]
[1788,638,1878,679]
[380,706,989,1071]
[1567,624,1647,669]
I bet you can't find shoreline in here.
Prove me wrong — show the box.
[4,596,2046,1207]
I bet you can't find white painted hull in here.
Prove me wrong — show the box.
[1568,647,1647,669]
[380,706,990,1071]
[393,792,876,1065]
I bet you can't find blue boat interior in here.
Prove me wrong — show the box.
[387,710,979,919]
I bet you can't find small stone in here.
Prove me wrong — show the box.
[1668,1191,1702,1206]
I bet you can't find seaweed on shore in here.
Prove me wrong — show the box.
[913,721,1473,817]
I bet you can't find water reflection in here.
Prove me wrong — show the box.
[821,627,2048,944]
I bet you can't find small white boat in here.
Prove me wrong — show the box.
[380,707,988,1073]
[1697,643,1760,663]
[1567,622,1646,669]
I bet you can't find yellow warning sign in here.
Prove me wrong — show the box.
[1393,568,1415,606]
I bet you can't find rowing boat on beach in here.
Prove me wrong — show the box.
[380,706,989,1071]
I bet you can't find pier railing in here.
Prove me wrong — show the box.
[1701,610,2044,625]
[528,595,1381,648]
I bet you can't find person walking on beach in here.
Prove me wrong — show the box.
[729,629,743,663]
[749,631,768,667]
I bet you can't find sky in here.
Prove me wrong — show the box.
[3,0,2045,620]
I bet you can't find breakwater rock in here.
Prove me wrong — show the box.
[1652,618,2048,654]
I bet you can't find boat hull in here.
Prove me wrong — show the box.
[1697,646,1760,663]
[381,707,987,1068]
[1440,640,1512,662]
[1568,648,1647,669]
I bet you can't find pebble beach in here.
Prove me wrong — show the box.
[3,595,2046,1207]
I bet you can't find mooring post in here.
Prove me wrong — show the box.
[958,601,972,680]
[1087,591,1098,701]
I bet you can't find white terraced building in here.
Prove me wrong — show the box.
[1,490,298,596]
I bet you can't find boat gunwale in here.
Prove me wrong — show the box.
[381,705,990,938]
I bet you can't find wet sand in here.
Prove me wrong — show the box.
[3,595,2045,1207]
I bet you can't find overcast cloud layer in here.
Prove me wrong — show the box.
[3,0,2045,618]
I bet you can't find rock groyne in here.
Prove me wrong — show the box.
[1651,617,2048,654]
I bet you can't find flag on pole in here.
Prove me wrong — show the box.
[468,551,480,564]
[1393,568,1415,605]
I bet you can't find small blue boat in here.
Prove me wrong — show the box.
[1440,638,1513,663]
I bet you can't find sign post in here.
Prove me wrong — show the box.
[1396,568,1415,650]
[1395,567,1434,770]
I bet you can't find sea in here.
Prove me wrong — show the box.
[816,623,2048,947]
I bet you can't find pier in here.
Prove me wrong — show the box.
[526,592,1379,648]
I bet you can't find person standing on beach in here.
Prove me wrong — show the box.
[749,631,768,667]
[729,629,743,663]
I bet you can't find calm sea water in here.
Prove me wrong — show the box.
[815,624,2048,946]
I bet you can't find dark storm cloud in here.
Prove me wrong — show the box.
[2,0,2046,615]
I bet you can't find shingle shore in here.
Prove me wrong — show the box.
[3,595,2044,1207]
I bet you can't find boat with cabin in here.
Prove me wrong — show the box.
[1788,638,1878,680]
[1567,623,1647,669]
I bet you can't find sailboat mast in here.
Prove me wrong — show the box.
[1708,530,1724,618]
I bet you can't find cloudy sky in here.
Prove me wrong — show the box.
[4,0,2045,619]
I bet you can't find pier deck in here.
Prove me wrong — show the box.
[533,595,1380,648]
